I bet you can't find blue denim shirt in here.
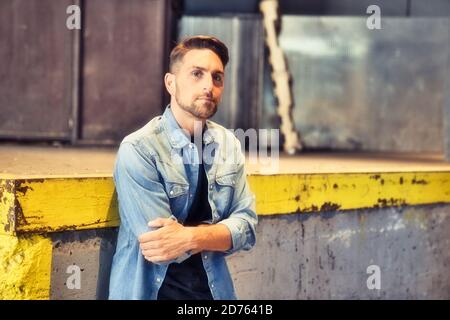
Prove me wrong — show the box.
[108,105,257,300]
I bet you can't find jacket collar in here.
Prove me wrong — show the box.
[162,105,215,149]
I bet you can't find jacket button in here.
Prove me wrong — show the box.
[209,185,213,190]
[156,278,161,282]
[169,190,174,195]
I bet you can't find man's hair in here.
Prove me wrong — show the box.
[169,35,229,73]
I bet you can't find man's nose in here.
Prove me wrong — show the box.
[202,73,214,93]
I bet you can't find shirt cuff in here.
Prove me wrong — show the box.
[218,218,246,255]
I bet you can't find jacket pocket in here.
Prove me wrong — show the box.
[164,181,189,215]
[214,170,237,217]
[216,171,237,187]
[165,181,189,198]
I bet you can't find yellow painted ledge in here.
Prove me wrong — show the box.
[248,171,450,215]
[0,234,52,299]
[1,171,450,234]
[1,177,119,235]
[0,179,16,235]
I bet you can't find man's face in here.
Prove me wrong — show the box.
[171,49,225,119]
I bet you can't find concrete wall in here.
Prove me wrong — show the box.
[48,204,450,299]
[50,229,117,300]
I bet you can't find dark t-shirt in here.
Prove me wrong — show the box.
[157,135,213,300]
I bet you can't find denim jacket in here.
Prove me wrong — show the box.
[108,105,257,300]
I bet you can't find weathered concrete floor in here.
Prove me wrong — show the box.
[1,144,449,177]
[0,144,117,177]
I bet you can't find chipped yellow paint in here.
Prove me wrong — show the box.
[4,171,450,233]
[2,168,449,300]
[14,177,119,233]
[0,234,52,299]
[0,179,16,236]
[248,171,450,215]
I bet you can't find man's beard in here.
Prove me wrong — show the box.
[175,92,219,120]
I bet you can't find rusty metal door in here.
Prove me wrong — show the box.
[80,0,175,144]
[0,0,74,140]
[0,0,175,144]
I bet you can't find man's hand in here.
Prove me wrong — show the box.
[138,217,195,264]
[138,217,233,264]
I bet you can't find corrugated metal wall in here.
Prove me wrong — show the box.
[263,16,449,152]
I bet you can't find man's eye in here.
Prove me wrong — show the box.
[192,70,202,78]
[213,74,223,82]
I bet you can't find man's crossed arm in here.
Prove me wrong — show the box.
[138,218,232,263]
[114,141,256,265]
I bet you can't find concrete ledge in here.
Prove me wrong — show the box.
[1,146,450,235]
[0,177,118,235]
[1,146,450,299]
[1,171,450,235]
[250,171,450,215]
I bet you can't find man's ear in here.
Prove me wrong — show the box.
[164,73,176,96]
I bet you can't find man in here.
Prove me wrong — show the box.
[109,36,258,300]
